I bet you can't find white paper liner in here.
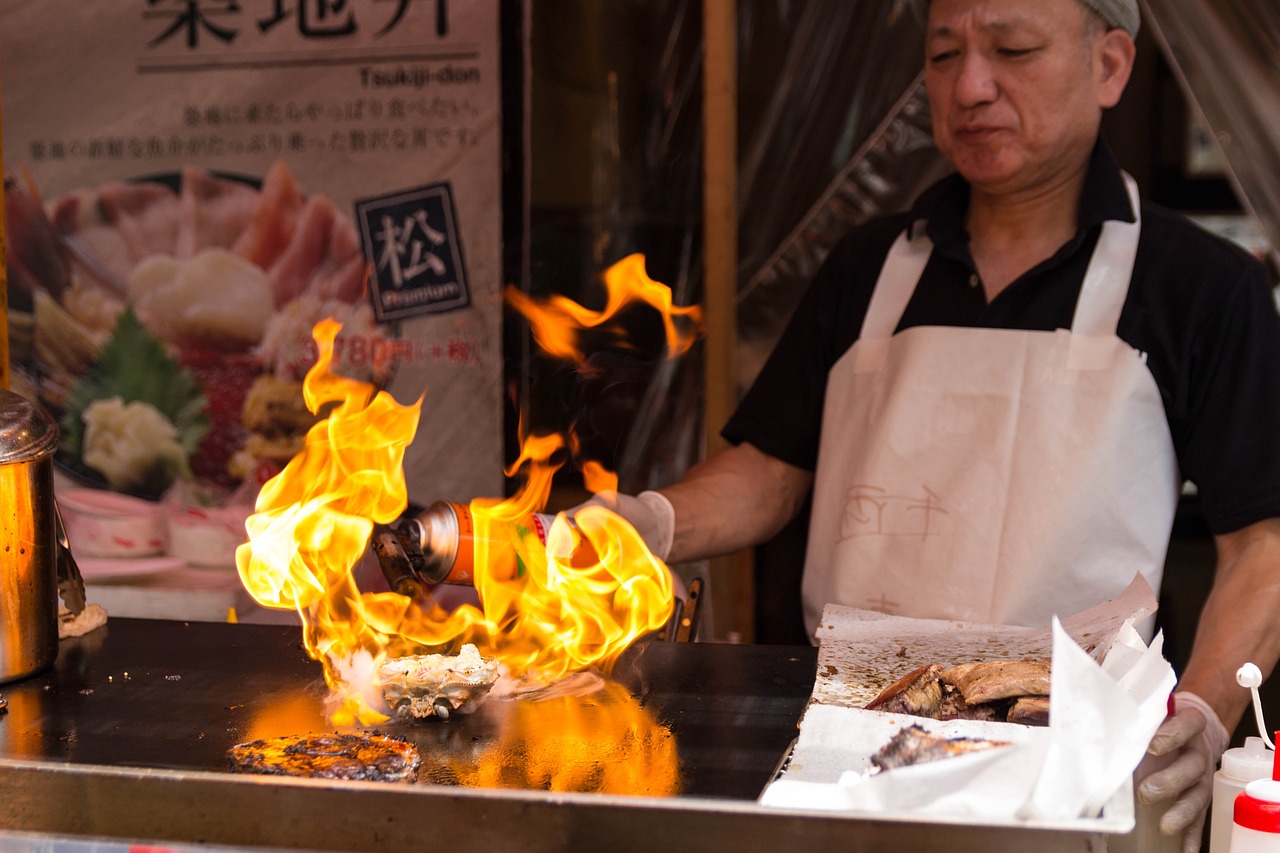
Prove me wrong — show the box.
[761,574,1174,831]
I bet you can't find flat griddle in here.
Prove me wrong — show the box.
[0,618,1117,852]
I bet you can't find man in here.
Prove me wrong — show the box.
[596,0,1280,849]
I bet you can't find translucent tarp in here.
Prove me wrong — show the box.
[1142,0,1280,271]
[527,0,933,494]
[525,1,1280,641]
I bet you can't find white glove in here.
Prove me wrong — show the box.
[1137,690,1229,853]
[572,490,675,562]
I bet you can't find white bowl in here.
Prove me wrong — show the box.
[58,488,166,558]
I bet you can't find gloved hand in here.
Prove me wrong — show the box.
[1137,691,1229,853]
[571,490,675,562]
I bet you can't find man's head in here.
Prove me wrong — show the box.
[912,0,1141,39]
[1075,0,1140,39]
[924,0,1137,198]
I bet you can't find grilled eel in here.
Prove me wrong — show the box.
[864,660,1051,725]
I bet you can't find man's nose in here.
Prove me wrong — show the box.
[953,52,998,106]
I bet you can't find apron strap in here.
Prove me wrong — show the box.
[854,174,1142,374]
[1070,172,1142,337]
[854,222,932,373]
[860,222,933,340]
[1067,172,1142,369]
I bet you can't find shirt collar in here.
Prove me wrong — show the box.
[911,137,1135,251]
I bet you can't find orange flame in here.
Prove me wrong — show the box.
[446,681,680,795]
[582,460,618,494]
[505,253,702,363]
[237,318,675,725]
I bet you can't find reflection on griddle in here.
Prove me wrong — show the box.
[245,691,330,744]
[409,680,681,796]
[233,672,680,796]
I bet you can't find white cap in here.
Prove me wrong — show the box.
[1079,0,1141,39]
[909,0,1140,39]
[1222,737,1277,784]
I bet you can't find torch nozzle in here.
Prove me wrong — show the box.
[371,522,427,599]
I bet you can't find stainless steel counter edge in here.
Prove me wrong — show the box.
[0,757,1115,852]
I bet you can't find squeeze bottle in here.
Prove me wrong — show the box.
[1220,662,1278,853]
[1229,755,1280,852]
[1213,739,1277,853]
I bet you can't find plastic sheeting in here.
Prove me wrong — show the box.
[527,0,1280,499]
[735,3,940,390]
[1141,0,1280,271]
[528,0,935,493]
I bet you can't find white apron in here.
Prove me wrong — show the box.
[802,175,1179,637]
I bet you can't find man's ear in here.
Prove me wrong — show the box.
[1096,29,1136,109]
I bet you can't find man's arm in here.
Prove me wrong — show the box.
[660,442,813,564]
[1138,517,1280,849]
[1177,516,1280,731]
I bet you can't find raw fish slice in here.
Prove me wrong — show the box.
[174,166,258,258]
[308,253,367,304]
[233,158,305,269]
[5,169,71,299]
[97,180,181,262]
[51,191,133,295]
[267,194,340,307]
[302,209,366,303]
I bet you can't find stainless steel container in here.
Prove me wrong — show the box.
[0,389,61,683]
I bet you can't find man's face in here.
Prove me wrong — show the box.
[924,0,1129,196]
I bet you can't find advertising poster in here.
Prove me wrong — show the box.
[2,1,521,568]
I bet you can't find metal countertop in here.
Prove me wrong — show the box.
[0,618,813,798]
[0,618,1115,852]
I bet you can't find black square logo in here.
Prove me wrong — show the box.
[356,182,470,321]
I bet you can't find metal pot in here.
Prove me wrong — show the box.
[0,389,82,683]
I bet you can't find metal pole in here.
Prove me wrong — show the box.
[702,0,752,640]
[0,78,9,392]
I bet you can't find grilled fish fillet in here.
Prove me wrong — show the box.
[865,665,944,715]
[871,724,1010,771]
[864,664,1001,722]
[1007,695,1052,726]
[940,660,1051,705]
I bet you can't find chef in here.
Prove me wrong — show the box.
[588,0,1280,849]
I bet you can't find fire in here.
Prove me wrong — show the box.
[237,316,677,725]
[505,253,702,363]
[448,681,681,795]
[236,317,425,724]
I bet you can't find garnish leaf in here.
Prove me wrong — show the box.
[62,307,210,493]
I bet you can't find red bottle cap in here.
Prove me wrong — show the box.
[1237,781,1280,834]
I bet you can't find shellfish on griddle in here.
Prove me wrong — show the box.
[378,643,500,721]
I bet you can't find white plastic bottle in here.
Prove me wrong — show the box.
[1212,738,1277,853]
[1223,663,1279,853]
[1230,775,1280,852]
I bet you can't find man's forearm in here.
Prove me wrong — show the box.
[660,442,813,564]
[1175,517,1280,733]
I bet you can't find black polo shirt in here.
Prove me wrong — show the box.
[724,141,1280,535]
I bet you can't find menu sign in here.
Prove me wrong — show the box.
[1,0,514,511]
